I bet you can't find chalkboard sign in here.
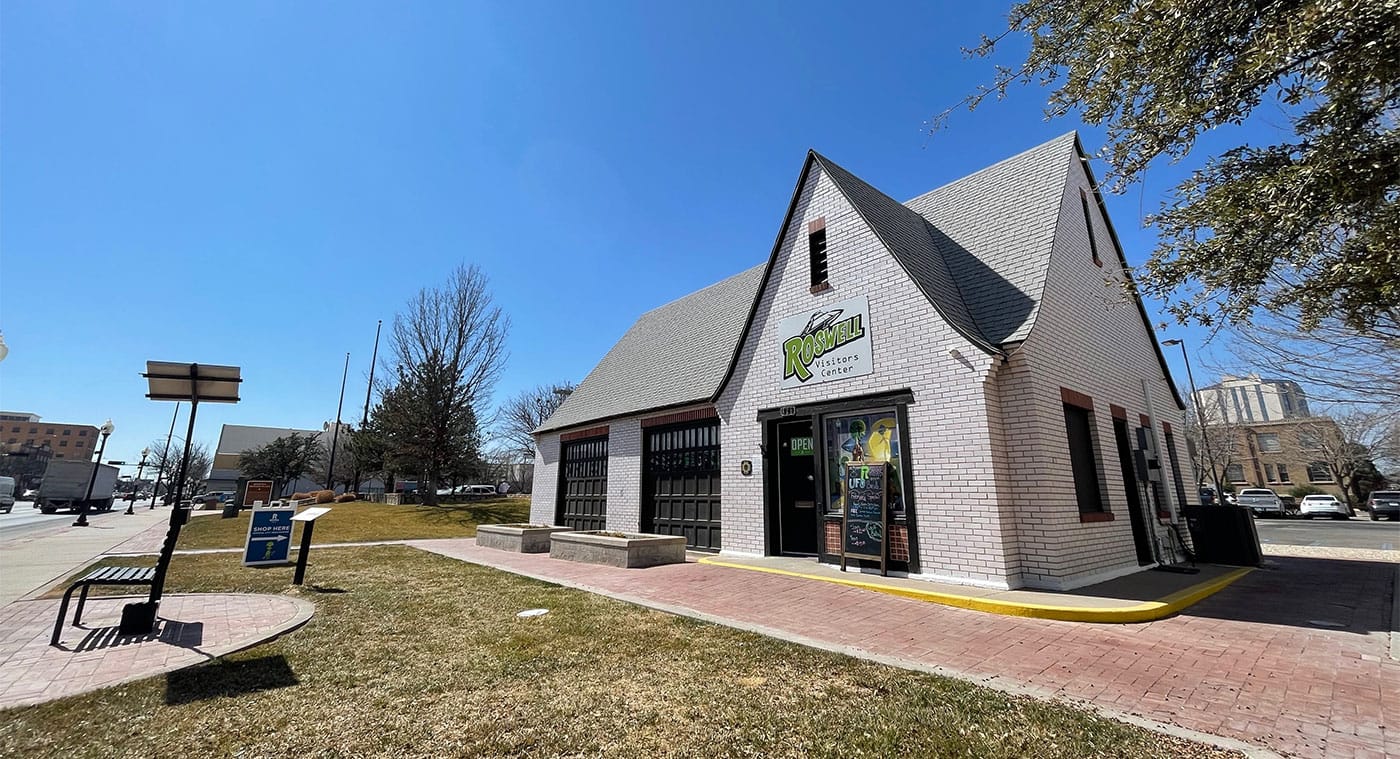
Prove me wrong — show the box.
[841,461,886,573]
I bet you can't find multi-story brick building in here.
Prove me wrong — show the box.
[529,133,1196,591]
[0,411,100,461]
[1215,417,1349,501]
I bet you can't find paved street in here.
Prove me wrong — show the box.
[0,499,157,542]
[1255,516,1399,551]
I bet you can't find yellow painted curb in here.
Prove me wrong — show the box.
[696,557,1252,623]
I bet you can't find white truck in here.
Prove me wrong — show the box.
[35,460,119,514]
[1236,487,1287,518]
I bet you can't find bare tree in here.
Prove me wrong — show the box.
[499,382,575,459]
[1295,411,1391,508]
[148,438,213,500]
[375,264,509,506]
[1219,309,1400,414]
[1183,410,1244,496]
[238,433,324,497]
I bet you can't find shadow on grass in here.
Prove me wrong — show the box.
[165,654,299,705]
[307,586,347,594]
[412,500,527,526]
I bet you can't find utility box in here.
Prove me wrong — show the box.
[1182,504,1262,566]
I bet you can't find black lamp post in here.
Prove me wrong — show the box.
[1162,338,1225,502]
[125,447,150,515]
[73,419,114,528]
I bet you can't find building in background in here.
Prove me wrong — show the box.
[206,424,325,494]
[0,411,99,461]
[1192,375,1311,425]
[1214,417,1349,500]
[0,441,53,492]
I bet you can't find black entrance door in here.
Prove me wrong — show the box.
[1113,418,1155,565]
[778,420,818,554]
[643,421,722,550]
[557,436,608,531]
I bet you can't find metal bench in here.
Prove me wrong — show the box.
[51,566,157,646]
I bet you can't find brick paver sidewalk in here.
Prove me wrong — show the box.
[413,540,1398,759]
[0,593,314,709]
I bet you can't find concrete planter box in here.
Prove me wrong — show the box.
[549,531,687,568]
[477,524,572,553]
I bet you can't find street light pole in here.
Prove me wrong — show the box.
[325,352,349,490]
[125,447,150,515]
[73,419,114,527]
[148,402,180,509]
[1163,339,1225,502]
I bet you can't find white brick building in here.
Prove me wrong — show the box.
[530,133,1196,591]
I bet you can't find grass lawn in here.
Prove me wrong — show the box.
[3,547,1237,758]
[174,498,529,549]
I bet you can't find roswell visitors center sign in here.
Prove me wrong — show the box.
[778,295,873,389]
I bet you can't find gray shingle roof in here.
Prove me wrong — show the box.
[536,133,1084,433]
[904,132,1077,344]
[813,152,998,354]
[535,264,766,433]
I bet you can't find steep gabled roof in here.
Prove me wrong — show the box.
[904,132,1078,345]
[813,152,1000,355]
[535,265,766,433]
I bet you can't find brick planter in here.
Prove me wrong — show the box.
[476,524,572,553]
[549,531,687,568]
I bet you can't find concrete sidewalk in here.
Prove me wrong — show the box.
[0,506,172,605]
[413,538,1398,759]
[699,554,1250,622]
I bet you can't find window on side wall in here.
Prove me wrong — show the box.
[1226,463,1246,483]
[1062,402,1107,514]
[1307,462,1333,483]
[1257,433,1281,453]
[808,218,828,291]
[1079,189,1102,267]
[1277,463,1291,482]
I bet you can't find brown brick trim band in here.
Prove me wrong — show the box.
[807,217,826,233]
[641,407,718,429]
[1079,511,1116,523]
[1109,403,1128,420]
[1139,414,1152,429]
[1061,387,1094,410]
[560,425,609,442]
[1162,421,1174,434]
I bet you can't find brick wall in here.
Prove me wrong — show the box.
[714,163,1017,588]
[605,418,642,532]
[997,155,1196,589]
[529,433,561,525]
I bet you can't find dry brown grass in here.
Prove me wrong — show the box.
[2,547,1238,759]
[172,498,528,550]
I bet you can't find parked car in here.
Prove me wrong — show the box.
[1277,495,1299,516]
[1237,488,1286,517]
[0,476,15,513]
[1299,494,1351,520]
[21,488,39,499]
[1367,490,1400,521]
[1198,488,1218,506]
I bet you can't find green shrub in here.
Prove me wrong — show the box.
[1289,484,1326,498]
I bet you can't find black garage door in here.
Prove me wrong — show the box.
[643,421,721,550]
[558,436,608,531]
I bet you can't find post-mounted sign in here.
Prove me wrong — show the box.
[244,480,274,507]
[778,295,874,389]
[243,502,296,566]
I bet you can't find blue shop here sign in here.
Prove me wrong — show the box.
[243,505,296,566]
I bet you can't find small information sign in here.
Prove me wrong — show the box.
[841,461,887,575]
[244,480,274,507]
[243,502,296,566]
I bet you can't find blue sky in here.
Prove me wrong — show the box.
[2,1,1251,469]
